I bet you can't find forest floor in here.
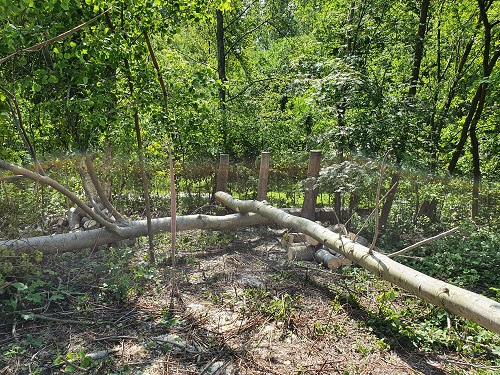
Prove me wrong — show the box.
[1,225,499,374]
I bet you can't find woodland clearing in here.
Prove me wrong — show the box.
[1,226,499,375]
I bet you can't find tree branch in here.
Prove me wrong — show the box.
[0,9,111,65]
[84,154,125,222]
[0,159,121,234]
[387,227,459,258]
[224,18,270,58]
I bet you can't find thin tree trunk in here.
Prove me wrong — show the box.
[447,84,484,174]
[447,1,500,219]
[0,85,45,175]
[408,0,430,97]
[471,120,481,218]
[378,0,430,231]
[123,58,156,263]
[431,38,474,164]
[0,213,272,254]
[216,9,228,151]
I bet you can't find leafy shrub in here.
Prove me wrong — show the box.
[399,222,500,297]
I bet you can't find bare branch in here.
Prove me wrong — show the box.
[224,0,260,31]
[0,9,110,65]
[387,227,459,258]
[225,18,270,58]
[0,175,24,182]
[0,159,121,233]
[84,154,125,222]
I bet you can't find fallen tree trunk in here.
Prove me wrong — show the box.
[0,207,333,255]
[214,191,500,335]
[0,213,271,254]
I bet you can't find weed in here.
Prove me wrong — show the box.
[269,270,291,281]
[53,350,93,373]
[310,321,345,338]
[240,288,301,328]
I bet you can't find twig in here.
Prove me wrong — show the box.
[437,357,500,370]
[57,355,88,372]
[355,166,398,239]
[0,281,13,292]
[33,314,94,325]
[0,175,24,182]
[387,227,458,258]
[0,9,111,65]
[93,336,139,342]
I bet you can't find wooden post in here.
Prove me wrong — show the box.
[216,154,229,192]
[257,151,270,201]
[301,150,322,221]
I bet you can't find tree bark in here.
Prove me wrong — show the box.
[377,172,400,233]
[215,192,500,335]
[0,213,272,254]
[0,207,334,255]
[408,0,430,97]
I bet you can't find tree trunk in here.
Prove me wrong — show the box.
[215,192,500,335]
[0,207,336,255]
[447,1,500,218]
[470,119,481,218]
[408,0,430,97]
[378,0,430,231]
[0,213,272,254]
[378,172,400,233]
[216,9,228,151]
[447,84,484,174]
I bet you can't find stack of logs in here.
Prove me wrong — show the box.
[51,202,111,233]
[282,224,371,270]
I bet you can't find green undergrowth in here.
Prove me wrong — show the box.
[338,266,500,365]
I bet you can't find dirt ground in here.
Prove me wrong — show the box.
[1,226,498,374]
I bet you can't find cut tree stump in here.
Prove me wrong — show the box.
[82,218,98,230]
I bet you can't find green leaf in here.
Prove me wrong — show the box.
[21,312,35,320]
[12,282,27,291]
[26,292,42,303]
[81,356,92,368]
[66,352,76,360]
[69,41,77,48]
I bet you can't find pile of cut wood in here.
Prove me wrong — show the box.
[50,202,111,233]
[282,224,370,269]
